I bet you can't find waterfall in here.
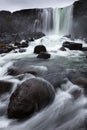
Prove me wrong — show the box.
[38,5,73,35]
[41,8,54,34]
[59,5,73,36]
[52,8,60,35]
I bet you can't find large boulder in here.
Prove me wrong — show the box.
[8,77,55,119]
[34,45,47,54]
[63,41,82,50]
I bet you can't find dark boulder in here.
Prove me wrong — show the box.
[63,41,82,50]
[14,42,21,47]
[37,52,51,59]
[8,77,55,119]
[34,45,47,54]
[21,41,28,48]
[0,80,13,95]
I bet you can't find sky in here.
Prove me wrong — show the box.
[0,0,78,12]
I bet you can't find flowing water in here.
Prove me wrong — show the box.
[38,5,73,35]
[0,35,87,130]
[0,2,87,130]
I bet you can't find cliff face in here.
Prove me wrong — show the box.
[0,8,54,43]
[72,0,87,40]
[0,9,44,34]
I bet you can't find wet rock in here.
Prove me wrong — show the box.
[68,86,82,99]
[34,45,47,54]
[37,52,51,59]
[14,42,21,47]
[63,34,71,39]
[8,66,20,76]
[20,41,28,48]
[28,37,35,42]
[14,41,28,48]
[8,65,47,76]
[59,47,66,51]
[19,48,26,53]
[30,32,45,40]
[0,80,13,95]
[63,41,82,50]
[82,47,87,51]
[0,43,14,54]
[15,73,35,81]
[74,77,87,87]
[8,77,55,119]
[66,70,84,84]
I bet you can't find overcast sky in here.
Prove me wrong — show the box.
[0,0,78,12]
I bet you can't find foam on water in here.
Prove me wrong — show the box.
[5,86,87,130]
[0,35,87,130]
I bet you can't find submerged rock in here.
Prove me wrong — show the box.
[37,52,51,59]
[68,86,82,99]
[34,45,47,54]
[8,65,47,76]
[0,80,13,95]
[59,46,66,51]
[63,41,82,50]
[19,48,26,53]
[74,77,87,88]
[82,47,87,51]
[8,77,55,119]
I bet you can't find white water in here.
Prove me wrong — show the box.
[0,2,86,129]
[0,35,87,130]
[60,5,73,35]
[41,5,74,35]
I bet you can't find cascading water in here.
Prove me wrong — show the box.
[59,5,73,35]
[38,5,73,35]
[0,1,87,130]
[41,8,54,34]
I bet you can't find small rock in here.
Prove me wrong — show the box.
[59,47,66,51]
[28,37,35,42]
[19,48,26,53]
